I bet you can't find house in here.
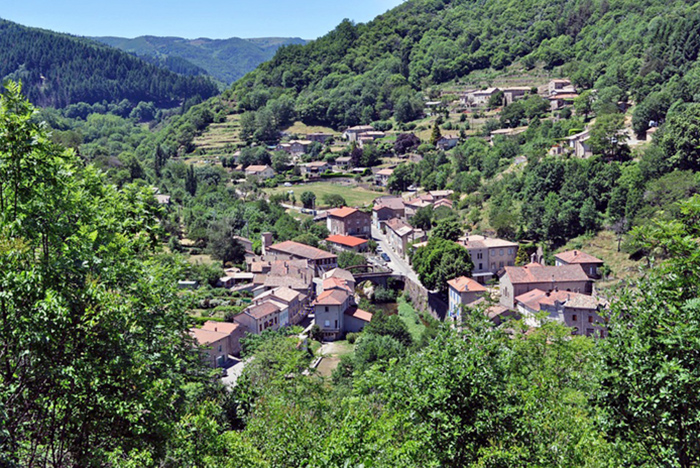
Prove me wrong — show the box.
[549,93,579,111]
[436,134,460,150]
[302,160,331,175]
[342,125,375,142]
[372,196,406,228]
[252,287,306,326]
[546,79,575,96]
[200,320,245,356]
[515,289,607,337]
[307,132,334,143]
[555,250,604,279]
[190,328,232,368]
[290,140,313,155]
[266,241,338,274]
[428,190,453,201]
[432,198,453,210]
[326,207,371,238]
[466,87,501,106]
[564,129,592,158]
[326,234,369,253]
[234,301,281,335]
[499,264,592,309]
[245,164,275,180]
[155,194,171,205]
[502,87,531,105]
[458,235,518,284]
[334,156,352,170]
[447,276,488,321]
[323,268,356,291]
[375,168,394,187]
[385,218,416,257]
[313,277,372,340]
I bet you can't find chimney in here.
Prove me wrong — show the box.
[261,232,273,256]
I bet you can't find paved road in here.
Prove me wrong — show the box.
[221,357,248,388]
[371,225,420,283]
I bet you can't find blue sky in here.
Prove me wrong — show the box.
[1,0,405,39]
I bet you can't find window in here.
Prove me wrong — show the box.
[508,248,513,255]
[479,263,483,270]
[499,249,503,256]
[325,306,329,312]
[586,328,594,337]
[324,320,330,327]
[499,261,504,268]
[588,316,593,323]
[572,314,578,321]
[335,320,338,329]
[476,252,483,260]
[218,345,222,352]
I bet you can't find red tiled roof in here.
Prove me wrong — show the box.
[447,276,487,293]
[326,234,368,248]
[190,328,228,346]
[555,250,603,265]
[245,164,272,173]
[201,321,239,334]
[504,264,589,284]
[269,241,337,261]
[515,289,602,311]
[345,306,373,322]
[245,302,280,319]
[328,207,359,218]
[314,289,349,306]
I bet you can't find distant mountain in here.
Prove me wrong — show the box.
[0,19,219,109]
[92,35,308,84]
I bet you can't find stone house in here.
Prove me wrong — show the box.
[375,168,394,187]
[384,218,415,257]
[372,196,406,228]
[325,234,369,253]
[458,235,518,284]
[554,250,604,279]
[502,87,531,105]
[499,264,592,309]
[234,301,281,335]
[447,276,487,321]
[200,320,245,356]
[342,125,375,142]
[244,164,275,180]
[515,289,607,337]
[326,207,371,238]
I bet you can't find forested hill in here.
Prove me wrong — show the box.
[233,0,700,130]
[0,19,219,108]
[93,35,307,84]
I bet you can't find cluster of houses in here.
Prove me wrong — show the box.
[447,245,608,338]
[461,78,578,112]
[189,228,376,367]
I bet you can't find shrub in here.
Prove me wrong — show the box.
[346,332,358,344]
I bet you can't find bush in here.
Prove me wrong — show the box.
[374,286,398,303]
[346,332,358,344]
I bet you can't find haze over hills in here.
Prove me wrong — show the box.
[0,18,219,109]
[92,35,308,84]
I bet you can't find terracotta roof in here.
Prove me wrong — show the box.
[323,268,355,283]
[385,218,414,237]
[376,168,394,176]
[307,161,329,167]
[345,306,373,322]
[322,277,353,293]
[245,302,280,319]
[447,276,487,293]
[432,199,453,209]
[314,289,349,306]
[485,304,511,320]
[373,196,405,211]
[326,234,368,248]
[504,264,589,284]
[328,207,359,218]
[346,125,374,132]
[269,241,337,261]
[246,164,272,173]
[555,250,603,265]
[262,276,311,290]
[201,321,239,334]
[190,328,228,346]
[549,93,579,100]
[516,289,602,311]
[256,286,301,303]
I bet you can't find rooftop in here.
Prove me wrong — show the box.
[190,328,228,346]
[245,302,281,320]
[385,218,414,237]
[323,268,356,283]
[504,264,590,284]
[328,207,360,218]
[246,164,272,173]
[201,320,239,335]
[376,168,394,176]
[461,235,518,250]
[326,234,368,248]
[516,288,604,311]
[269,241,337,261]
[314,289,350,306]
[555,250,604,265]
[447,276,487,293]
[373,196,405,211]
[345,306,373,322]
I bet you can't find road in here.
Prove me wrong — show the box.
[371,225,420,283]
[221,357,248,388]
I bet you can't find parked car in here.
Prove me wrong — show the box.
[381,253,391,262]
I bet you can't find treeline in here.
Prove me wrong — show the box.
[0,19,219,108]
[231,0,700,133]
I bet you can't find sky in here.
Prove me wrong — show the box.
[1,0,406,40]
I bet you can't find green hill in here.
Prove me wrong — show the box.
[0,19,219,108]
[232,0,700,133]
[92,35,308,84]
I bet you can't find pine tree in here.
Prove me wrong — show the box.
[430,121,442,146]
[185,165,197,196]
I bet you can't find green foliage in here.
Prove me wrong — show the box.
[300,190,316,209]
[412,237,473,293]
[337,250,365,269]
[322,193,346,207]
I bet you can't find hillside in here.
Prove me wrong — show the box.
[0,19,219,108]
[233,0,700,133]
[93,35,307,84]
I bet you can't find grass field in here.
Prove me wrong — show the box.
[266,181,384,208]
[559,230,642,288]
[284,121,338,136]
[397,297,426,342]
[315,340,355,378]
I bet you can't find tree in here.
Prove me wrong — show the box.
[659,103,700,171]
[430,121,442,146]
[300,191,316,209]
[431,219,463,241]
[590,113,629,161]
[387,163,414,193]
[337,251,365,269]
[322,193,346,208]
[185,164,197,196]
[394,133,421,155]
[412,237,473,293]
[0,81,209,466]
[207,218,247,266]
[574,90,594,121]
[410,206,433,231]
